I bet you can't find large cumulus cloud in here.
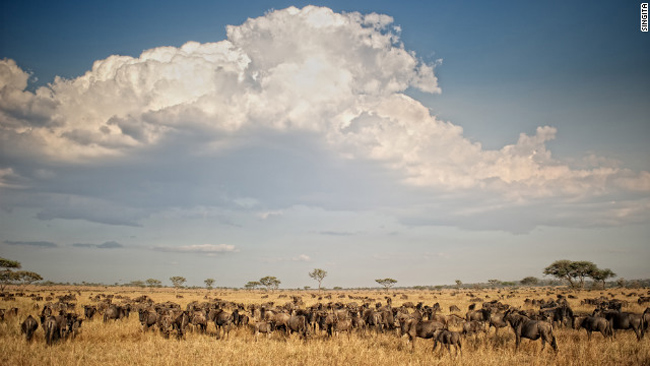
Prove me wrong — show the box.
[1,5,648,232]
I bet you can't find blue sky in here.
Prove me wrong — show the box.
[1,1,648,288]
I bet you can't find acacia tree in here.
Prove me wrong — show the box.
[520,276,539,286]
[169,276,187,290]
[244,281,261,291]
[543,260,602,289]
[308,268,327,293]
[146,278,162,287]
[259,276,281,291]
[375,278,397,293]
[0,257,42,292]
[590,268,616,289]
[204,278,215,290]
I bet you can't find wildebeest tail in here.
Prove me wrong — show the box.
[45,321,55,345]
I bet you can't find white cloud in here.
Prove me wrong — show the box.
[0,5,648,232]
[261,253,312,263]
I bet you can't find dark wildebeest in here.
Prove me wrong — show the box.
[43,316,59,345]
[237,313,250,327]
[573,316,613,340]
[83,305,97,320]
[43,314,67,345]
[541,305,574,328]
[449,305,461,313]
[211,308,234,339]
[103,304,126,322]
[433,329,462,357]
[67,314,83,339]
[190,311,208,333]
[593,309,645,340]
[465,308,490,323]
[462,320,486,337]
[504,309,557,352]
[21,315,39,341]
[401,318,446,351]
[157,314,174,339]
[351,311,366,332]
[362,309,384,334]
[171,310,190,339]
[139,308,159,332]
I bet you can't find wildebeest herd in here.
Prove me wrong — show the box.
[4,290,650,357]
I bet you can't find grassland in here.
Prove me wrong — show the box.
[1,286,648,366]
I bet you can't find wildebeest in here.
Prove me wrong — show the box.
[461,320,486,337]
[540,305,574,328]
[103,304,127,322]
[573,316,613,340]
[362,309,384,334]
[253,321,273,341]
[593,309,645,340]
[157,314,174,339]
[67,314,83,339]
[43,314,68,345]
[138,308,159,332]
[43,316,60,345]
[286,315,310,338]
[487,312,508,334]
[171,310,190,339]
[210,308,234,339]
[504,309,557,352]
[190,311,208,333]
[83,305,97,320]
[433,330,462,357]
[401,318,446,351]
[21,315,39,341]
[465,308,490,323]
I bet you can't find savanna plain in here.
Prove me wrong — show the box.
[1,286,649,366]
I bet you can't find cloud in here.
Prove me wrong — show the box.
[260,254,312,263]
[0,5,648,233]
[3,240,57,248]
[319,231,358,236]
[293,254,311,262]
[73,241,124,249]
[152,244,238,254]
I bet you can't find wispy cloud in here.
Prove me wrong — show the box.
[319,231,359,236]
[73,241,124,249]
[261,254,312,263]
[3,240,57,248]
[152,244,238,254]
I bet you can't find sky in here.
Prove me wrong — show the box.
[1,1,649,289]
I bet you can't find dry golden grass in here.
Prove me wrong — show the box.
[1,286,648,366]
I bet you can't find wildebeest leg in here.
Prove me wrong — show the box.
[514,335,521,351]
